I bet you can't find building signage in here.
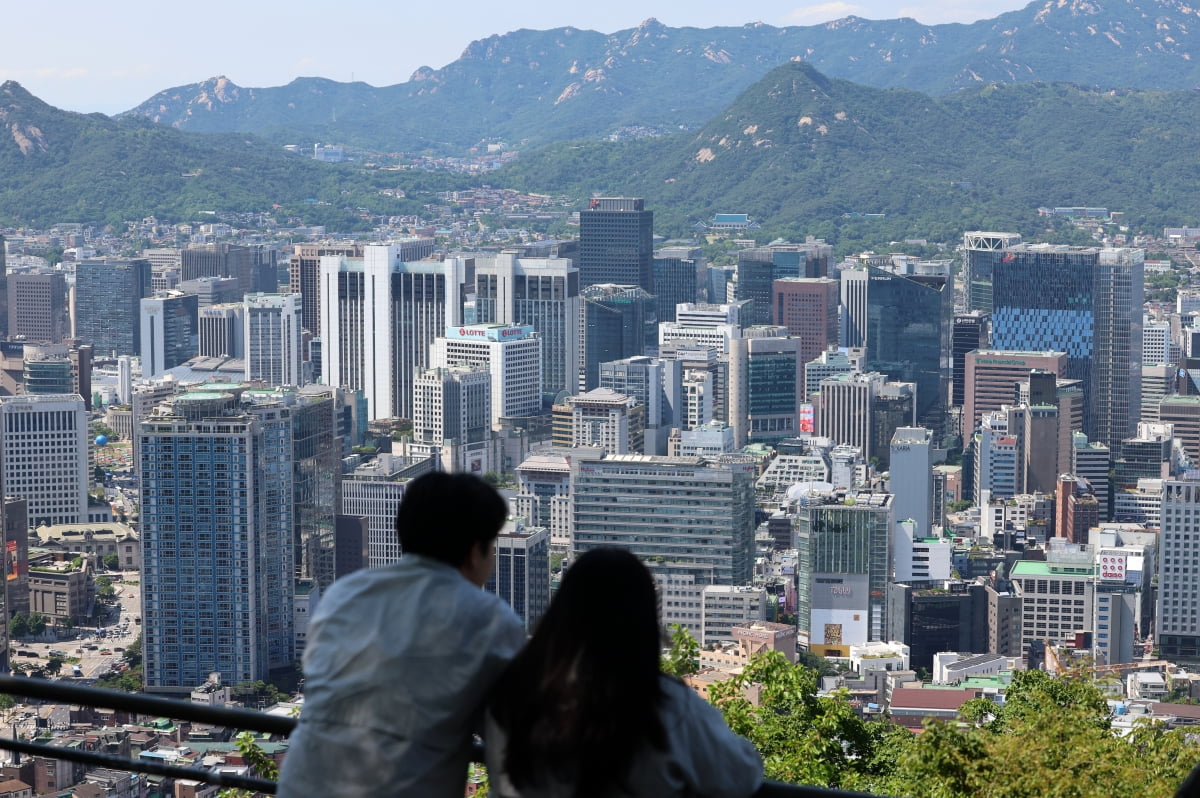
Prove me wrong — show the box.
[1099,554,1127,581]
[444,324,533,342]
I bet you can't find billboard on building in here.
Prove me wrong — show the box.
[1099,553,1127,581]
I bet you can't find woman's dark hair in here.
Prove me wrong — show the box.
[491,546,666,796]
[395,472,507,567]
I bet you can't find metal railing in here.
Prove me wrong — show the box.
[0,675,875,797]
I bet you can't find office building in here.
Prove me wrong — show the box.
[341,454,435,567]
[244,293,303,387]
[578,197,653,291]
[772,277,840,369]
[409,365,492,474]
[728,333,804,447]
[1158,396,1200,463]
[1143,317,1174,366]
[474,253,580,403]
[952,312,990,408]
[963,350,1067,434]
[580,284,654,390]
[890,427,934,538]
[1011,543,1096,657]
[321,247,470,420]
[182,243,277,296]
[515,449,599,549]
[288,243,366,336]
[21,346,75,396]
[659,343,729,426]
[485,521,551,632]
[74,258,152,356]
[598,356,681,456]
[431,324,542,429]
[282,387,342,592]
[737,242,832,326]
[963,231,1022,313]
[794,490,893,654]
[198,304,245,358]
[1071,432,1112,520]
[179,276,242,309]
[1159,477,1200,659]
[0,395,89,527]
[140,292,200,379]
[571,454,758,585]
[7,271,68,343]
[887,584,989,672]
[653,247,701,324]
[816,372,915,468]
[552,387,644,454]
[669,420,736,458]
[139,390,294,692]
[804,349,859,401]
[1142,363,1175,423]
[992,244,1144,451]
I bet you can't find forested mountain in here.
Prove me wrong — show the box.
[121,0,1200,153]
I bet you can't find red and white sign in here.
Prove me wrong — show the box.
[1099,554,1127,581]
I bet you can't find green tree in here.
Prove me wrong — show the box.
[661,624,700,678]
[102,553,120,571]
[44,657,64,677]
[27,613,47,637]
[8,613,28,639]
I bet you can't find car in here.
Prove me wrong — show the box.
[113,647,124,653]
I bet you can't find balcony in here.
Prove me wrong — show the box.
[0,675,874,797]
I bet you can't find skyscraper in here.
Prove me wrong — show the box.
[728,332,804,448]
[140,390,294,692]
[737,242,832,326]
[992,244,1143,451]
[140,291,199,379]
[7,271,68,343]
[288,243,365,337]
[485,522,551,632]
[430,324,542,429]
[652,247,701,324]
[244,293,303,387]
[580,284,654,390]
[772,277,840,369]
[0,394,89,527]
[890,427,934,538]
[952,312,990,409]
[74,258,151,356]
[1159,476,1200,659]
[578,198,653,292]
[321,246,469,420]
[409,365,492,473]
[963,231,1022,313]
[474,253,579,404]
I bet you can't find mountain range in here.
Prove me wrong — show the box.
[119,0,1200,154]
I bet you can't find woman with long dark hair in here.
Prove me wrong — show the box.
[486,547,763,797]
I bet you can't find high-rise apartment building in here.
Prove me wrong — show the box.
[0,395,89,527]
[992,244,1144,451]
[578,198,653,292]
[7,271,68,343]
[74,258,152,356]
[571,454,758,585]
[772,277,839,369]
[244,293,303,387]
[140,291,199,379]
[474,253,579,404]
[139,390,294,692]
[963,231,1022,313]
[321,247,470,420]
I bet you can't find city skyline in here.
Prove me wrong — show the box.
[2,0,1031,116]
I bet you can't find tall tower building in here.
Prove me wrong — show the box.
[474,253,580,404]
[599,356,681,456]
[795,489,893,653]
[571,454,758,586]
[486,522,551,632]
[952,312,990,409]
[74,258,152,356]
[1159,476,1200,659]
[580,284,654,390]
[992,244,1143,451]
[283,387,342,592]
[139,391,294,692]
[288,243,364,337]
[890,427,934,538]
[652,247,701,324]
[244,293,303,387]
[578,198,653,292]
[963,231,1022,313]
[410,365,492,473]
[140,291,199,379]
[198,304,245,358]
[772,278,840,370]
[728,333,804,448]
[430,325,542,429]
[321,247,469,420]
[7,271,68,343]
[737,242,832,326]
[964,350,1067,434]
[0,395,89,527]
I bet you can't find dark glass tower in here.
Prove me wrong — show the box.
[952,312,990,408]
[581,284,654,391]
[652,247,699,324]
[579,198,654,292]
[963,232,1022,313]
[736,242,832,326]
[75,258,152,357]
[992,245,1143,451]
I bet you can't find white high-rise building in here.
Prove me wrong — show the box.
[198,304,245,358]
[974,411,1019,502]
[244,293,303,387]
[321,246,469,419]
[1159,476,1200,659]
[890,427,934,538]
[409,365,493,473]
[341,454,429,567]
[0,394,90,526]
[139,291,199,379]
[474,253,580,403]
[431,324,542,429]
[1143,317,1173,366]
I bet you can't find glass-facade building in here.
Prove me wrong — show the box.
[736,243,831,327]
[652,247,700,325]
[486,524,551,632]
[140,391,294,692]
[963,231,1022,314]
[992,245,1143,450]
[75,259,152,357]
[581,284,654,391]
[570,454,758,586]
[579,198,654,292]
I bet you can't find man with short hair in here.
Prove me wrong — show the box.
[277,472,525,797]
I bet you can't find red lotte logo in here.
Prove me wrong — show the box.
[458,327,487,338]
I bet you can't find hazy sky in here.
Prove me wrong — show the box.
[2,0,1028,115]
